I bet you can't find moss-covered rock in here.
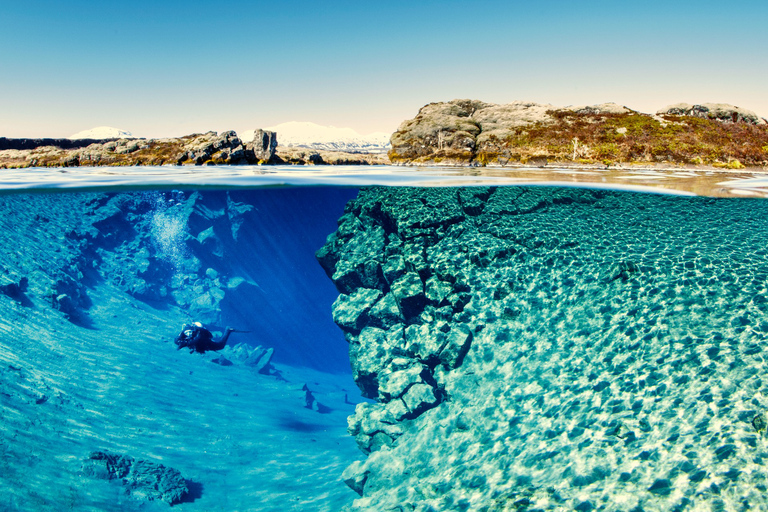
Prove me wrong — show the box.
[389,99,768,167]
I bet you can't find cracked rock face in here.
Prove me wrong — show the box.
[319,186,768,511]
[246,129,278,163]
[388,100,556,164]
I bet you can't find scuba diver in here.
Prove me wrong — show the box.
[175,322,246,353]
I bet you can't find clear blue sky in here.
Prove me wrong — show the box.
[1,0,766,138]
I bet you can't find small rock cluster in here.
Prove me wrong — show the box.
[657,103,767,126]
[0,130,279,168]
[172,131,249,165]
[213,342,274,374]
[82,451,189,505]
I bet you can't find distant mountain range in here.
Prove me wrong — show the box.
[69,126,136,140]
[240,122,391,153]
[66,122,392,154]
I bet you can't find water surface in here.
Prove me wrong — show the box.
[2,164,768,197]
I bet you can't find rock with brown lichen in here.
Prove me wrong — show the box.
[389,99,768,167]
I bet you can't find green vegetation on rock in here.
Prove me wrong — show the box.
[389,99,768,168]
[0,130,388,169]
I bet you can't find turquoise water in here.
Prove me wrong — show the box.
[2,164,768,197]
[1,166,768,511]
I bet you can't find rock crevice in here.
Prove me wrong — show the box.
[319,185,768,510]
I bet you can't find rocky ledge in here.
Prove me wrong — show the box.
[0,129,387,168]
[389,99,768,168]
[318,186,768,511]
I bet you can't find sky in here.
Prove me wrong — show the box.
[1,0,767,139]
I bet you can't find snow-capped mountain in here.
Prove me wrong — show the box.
[69,126,136,140]
[240,122,391,153]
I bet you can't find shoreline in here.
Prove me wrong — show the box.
[0,162,766,200]
[3,155,768,174]
[392,160,768,174]
[0,144,390,169]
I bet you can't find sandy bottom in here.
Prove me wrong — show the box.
[0,282,363,511]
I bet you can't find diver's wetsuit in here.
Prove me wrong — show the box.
[175,325,235,353]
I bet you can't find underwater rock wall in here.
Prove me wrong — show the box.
[1,190,263,332]
[0,189,352,371]
[51,191,259,325]
[318,186,768,511]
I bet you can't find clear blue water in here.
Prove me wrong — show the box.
[2,164,768,197]
[1,165,768,511]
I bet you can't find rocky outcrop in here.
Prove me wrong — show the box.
[82,451,189,505]
[657,103,766,125]
[316,188,477,455]
[0,129,391,168]
[320,186,768,510]
[246,129,278,163]
[0,131,253,168]
[219,342,274,374]
[568,102,631,115]
[389,99,768,167]
[389,100,556,164]
[274,146,388,165]
[174,130,248,165]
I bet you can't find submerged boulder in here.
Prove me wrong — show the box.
[82,451,189,505]
[51,274,91,322]
[0,276,29,303]
[220,342,274,374]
